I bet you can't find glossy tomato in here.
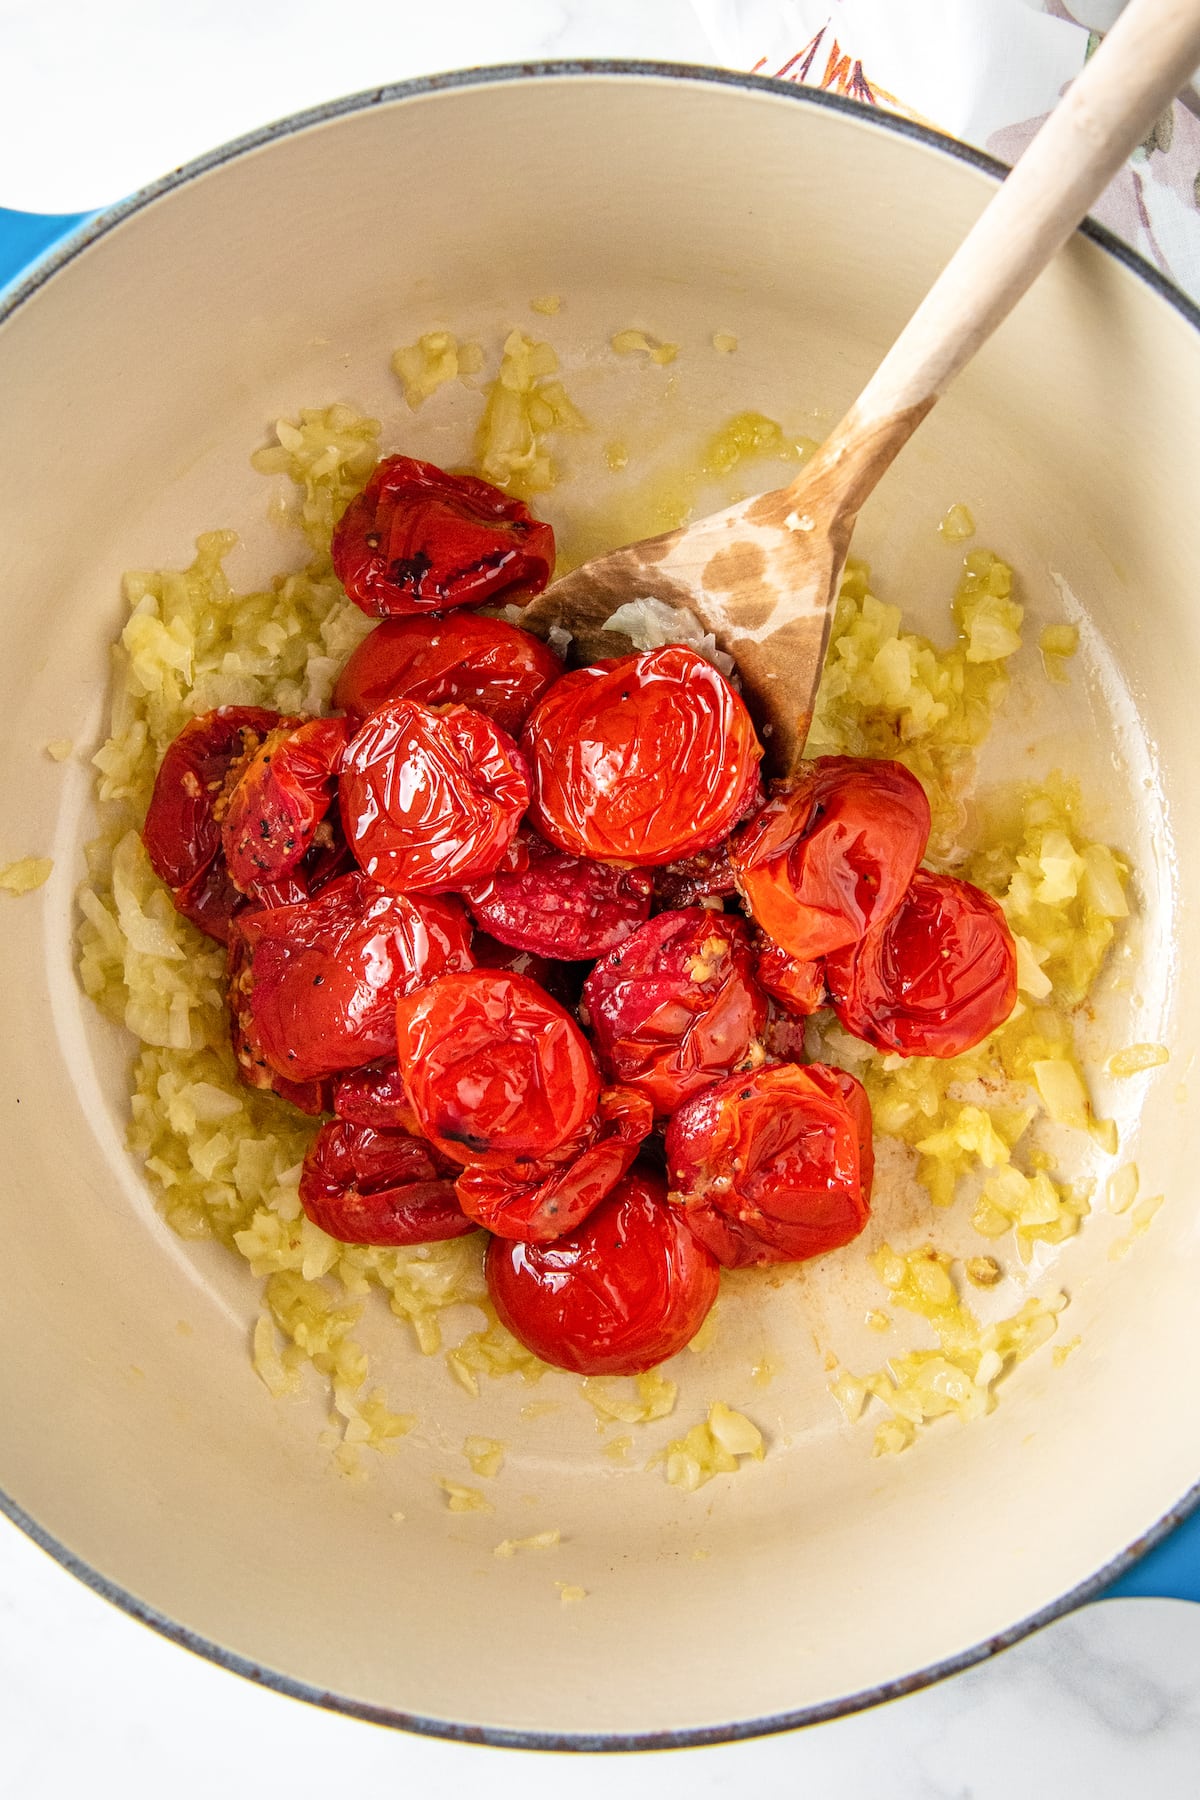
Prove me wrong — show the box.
[219,715,350,896]
[331,1061,422,1135]
[825,868,1017,1058]
[340,699,529,893]
[581,908,767,1115]
[666,1062,873,1268]
[730,756,931,959]
[331,455,555,617]
[461,828,653,960]
[142,706,282,940]
[486,1167,720,1375]
[456,1086,653,1243]
[467,929,586,1010]
[394,969,600,1171]
[333,612,562,735]
[299,1119,474,1246]
[522,645,762,865]
[227,871,473,1085]
[752,929,827,1016]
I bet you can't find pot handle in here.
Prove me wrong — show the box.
[0,205,98,297]
[1104,1503,1200,1604]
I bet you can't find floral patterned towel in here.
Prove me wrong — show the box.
[694,0,1200,305]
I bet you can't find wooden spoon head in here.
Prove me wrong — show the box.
[518,484,847,776]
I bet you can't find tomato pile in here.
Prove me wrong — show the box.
[142,455,1019,1376]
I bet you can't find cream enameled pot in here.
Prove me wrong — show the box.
[1,65,1198,1749]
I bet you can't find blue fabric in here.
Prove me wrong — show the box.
[1,199,1196,1607]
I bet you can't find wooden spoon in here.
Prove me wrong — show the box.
[520,0,1200,775]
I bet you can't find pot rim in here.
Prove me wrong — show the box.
[3,57,1197,1755]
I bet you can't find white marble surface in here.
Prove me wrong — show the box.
[3,1,1199,1791]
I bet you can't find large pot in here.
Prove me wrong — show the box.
[1,64,1197,1749]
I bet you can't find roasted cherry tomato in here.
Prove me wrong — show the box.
[394,969,600,1171]
[666,1062,873,1268]
[652,842,739,909]
[581,909,767,1115]
[824,869,1017,1058]
[331,455,555,617]
[142,706,282,940]
[331,1061,422,1135]
[523,645,762,865]
[753,929,827,1016]
[730,756,931,959]
[219,716,351,896]
[486,1167,720,1375]
[333,612,563,735]
[468,929,586,1010]
[299,1119,473,1246]
[461,828,653,960]
[227,871,473,1085]
[456,1086,654,1242]
[340,699,529,893]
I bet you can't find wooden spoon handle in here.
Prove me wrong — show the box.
[792,0,1200,513]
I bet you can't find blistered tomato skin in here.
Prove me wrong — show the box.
[753,930,827,1017]
[299,1119,474,1246]
[331,455,555,618]
[730,756,931,960]
[220,716,351,896]
[456,1086,654,1242]
[486,1168,720,1375]
[340,699,530,894]
[825,869,1017,1058]
[666,1062,873,1269]
[394,970,601,1170]
[331,1062,422,1135]
[227,871,473,1085]
[462,829,653,961]
[582,908,768,1116]
[333,613,563,735]
[142,706,282,941]
[522,645,762,866]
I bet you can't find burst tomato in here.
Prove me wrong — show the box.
[331,455,555,617]
[220,715,351,896]
[340,699,529,893]
[299,1119,473,1246]
[227,871,473,1085]
[461,828,653,960]
[730,756,931,959]
[522,645,762,865]
[752,929,827,1016]
[142,706,282,940]
[333,612,562,735]
[581,908,767,1115]
[486,1168,719,1375]
[331,1061,422,1135]
[666,1062,874,1269]
[825,869,1017,1058]
[394,970,600,1170]
[455,1086,653,1243]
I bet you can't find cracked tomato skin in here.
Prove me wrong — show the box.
[340,698,530,894]
[333,612,563,735]
[299,1119,473,1246]
[666,1062,874,1269]
[825,869,1017,1059]
[486,1167,720,1375]
[220,715,351,897]
[522,645,762,866]
[331,1061,422,1135]
[752,929,827,1017]
[330,455,555,618]
[730,756,931,960]
[227,871,473,1086]
[582,908,768,1116]
[461,827,653,961]
[456,1086,654,1243]
[394,969,600,1171]
[142,706,282,941]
